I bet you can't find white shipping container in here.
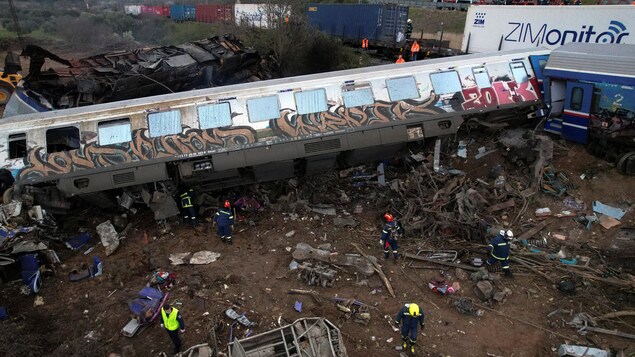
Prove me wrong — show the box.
[124,5,141,16]
[461,5,635,53]
[234,4,289,29]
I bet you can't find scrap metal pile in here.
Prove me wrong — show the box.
[17,34,277,110]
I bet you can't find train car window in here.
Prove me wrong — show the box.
[571,87,584,111]
[46,127,80,153]
[510,62,529,83]
[148,110,182,137]
[247,95,280,122]
[198,102,232,129]
[294,89,328,115]
[98,119,131,145]
[472,67,492,89]
[8,133,27,159]
[386,76,419,101]
[341,84,374,108]
[430,71,462,95]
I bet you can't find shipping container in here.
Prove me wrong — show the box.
[170,5,196,22]
[461,5,635,53]
[154,5,170,17]
[306,3,409,48]
[140,5,154,15]
[196,4,234,23]
[124,5,141,16]
[235,4,289,29]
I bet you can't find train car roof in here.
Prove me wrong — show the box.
[1,46,549,126]
[544,43,635,85]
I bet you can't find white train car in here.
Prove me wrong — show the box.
[0,47,548,201]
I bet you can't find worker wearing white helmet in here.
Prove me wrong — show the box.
[406,19,413,39]
[486,229,514,277]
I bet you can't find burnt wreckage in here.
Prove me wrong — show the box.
[18,34,275,110]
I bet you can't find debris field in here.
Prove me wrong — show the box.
[0,127,633,357]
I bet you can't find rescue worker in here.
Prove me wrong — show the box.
[406,19,413,39]
[380,213,403,261]
[179,187,196,227]
[486,229,514,277]
[410,40,420,61]
[160,304,185,354]
[395,54,405,64]
[395,303,425,354]
[214,200,235,244]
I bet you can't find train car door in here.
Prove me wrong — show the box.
[561,81,594,144]
[528,55,549,95]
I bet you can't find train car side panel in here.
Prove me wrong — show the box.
[0,49,547,196]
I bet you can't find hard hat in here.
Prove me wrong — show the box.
[505,230,514,239]
[499,229,506,236]
[408,303,420,317]
[407,19,412,23]
[384,213,394,222]
[224,200,231,208]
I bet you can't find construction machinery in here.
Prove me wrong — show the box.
[0,52,22,105]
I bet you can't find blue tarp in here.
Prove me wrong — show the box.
[592,201,627,220]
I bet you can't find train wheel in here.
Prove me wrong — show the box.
[616,152,635,176]
[0,85,13,105]
[2,186,13,204]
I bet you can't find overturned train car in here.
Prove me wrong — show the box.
[0,48,547,206]
[4,34,273,117]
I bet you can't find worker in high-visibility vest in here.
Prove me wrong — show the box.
[410,40,420,61]
[160,304,185,353]
[179,187,197,227]
[396,54,405,64]
[362,38,369,50]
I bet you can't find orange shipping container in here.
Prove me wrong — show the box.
[195,4,234,23]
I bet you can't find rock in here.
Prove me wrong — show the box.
[474,281,494,301]
[310,204,336,216]
[112,214,128,232]
[333,217,359,228]
[455,268,469,281]
[189,251,220,264]
[470,267,490,282]
[493,291,506,302]
[285,230,296,238]
[317,243,332,251]
[96,220,120,256]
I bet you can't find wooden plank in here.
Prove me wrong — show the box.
[516,219,553,241]
[403,253,480,271]
[488,199,516,213]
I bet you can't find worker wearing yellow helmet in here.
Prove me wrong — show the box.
[394,303,425,354]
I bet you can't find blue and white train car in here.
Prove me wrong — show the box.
[542,43,635,174]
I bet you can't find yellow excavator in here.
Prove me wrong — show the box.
[1,0,24,105]
[0,64,22,105]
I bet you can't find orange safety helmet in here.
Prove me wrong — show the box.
[384,213,394,222]
[224,200,231,208]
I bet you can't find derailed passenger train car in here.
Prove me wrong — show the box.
[0,48,547,204]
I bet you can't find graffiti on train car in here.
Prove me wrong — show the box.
[271,95,447,138]
[15,79,540,182]
[18,126,257,182]
[461,78,540,111]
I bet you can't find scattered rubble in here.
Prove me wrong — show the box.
[0,128,633,356]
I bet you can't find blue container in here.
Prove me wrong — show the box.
[171,5,196,22]
[307,3,409,47]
